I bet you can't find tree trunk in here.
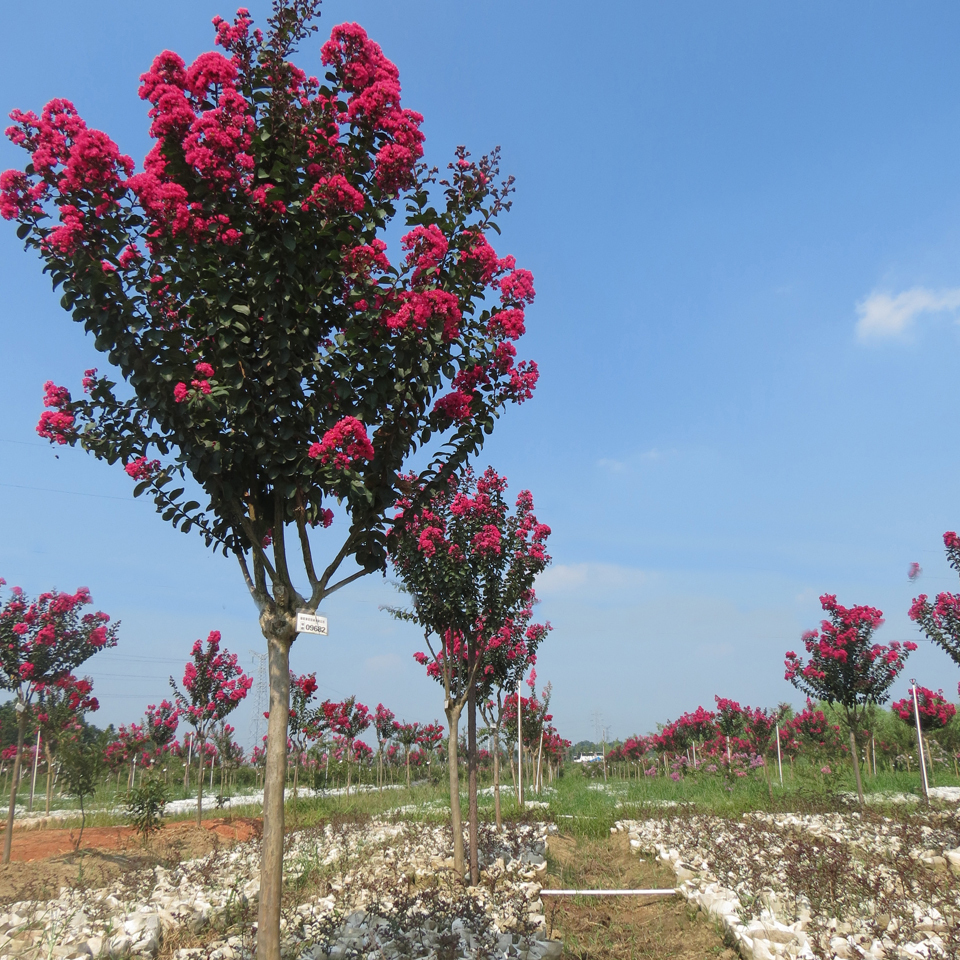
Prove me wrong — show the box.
[467,652,479,886]
[444,702,465,879]
[848,728,865,806]
[2,705,29,864]
[44,742,54,816]
[493,719,502,831]
[75,792,86,852]
[405,747,411,789]
[258,630,292,960]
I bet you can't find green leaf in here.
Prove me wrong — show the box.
[232,304,251,316]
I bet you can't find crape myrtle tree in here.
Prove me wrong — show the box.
[387,466,551,882]
[785,594,915,804]
[34,674,99,815]
[892,685,957,732]
[169,630,252,825]
[0,580,117,863]
[318,696,370,795]
[892,685,956,785]
[373,702,394,791]
[0,4,540,952]
[714,697,745,763]
[288,671,319,796]
[392,720,421,788]
[478,618,548,830]
[910,531,960,675]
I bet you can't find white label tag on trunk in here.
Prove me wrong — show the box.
[296,611,328,635]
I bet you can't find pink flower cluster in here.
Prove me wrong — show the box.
[36,380,75,445]
[321,23,424,194]
[1,98,133,251]
[891,686,956,731]
[124,456,161,481]
[173,361,217,404]
[308,416,374,470]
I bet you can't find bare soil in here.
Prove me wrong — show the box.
[0,817,261,904]
[544,832,731,960]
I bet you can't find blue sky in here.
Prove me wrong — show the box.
[2,1,960,747]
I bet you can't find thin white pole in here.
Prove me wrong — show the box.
[517,678,523,808]
[541,888,677,897]
[775,722,783,787]
[912,684,930,800]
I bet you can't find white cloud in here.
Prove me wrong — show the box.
[536,562,654,599]
[363,653,404,674]
[855,287,960,340]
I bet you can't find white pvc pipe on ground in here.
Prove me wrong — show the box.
[540,889,677,896]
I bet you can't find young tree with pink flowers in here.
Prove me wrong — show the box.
[34,674,99,815]
[318,697,370,795]
[909,531,960,674]
[1,5,540,950]
[169,631,252,825]
[387,466,551,882]
[287,672,319,797]
[392,720,421,789]
[784,594,915,804]
[0,580,117,863]
[373,703,395,792]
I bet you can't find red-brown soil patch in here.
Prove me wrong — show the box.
[0,817,261,904]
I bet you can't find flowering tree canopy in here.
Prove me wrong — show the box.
[892,686,956,732]
[0,579,117,862]
[2,5,538,596]
[1,6,540,945]
[0,582,117,701]
[909,531,960,676]
[785,595,914,711]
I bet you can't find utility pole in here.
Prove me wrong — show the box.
[250,652,268,752]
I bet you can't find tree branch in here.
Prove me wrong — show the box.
[311,532,359,606]
[238,512,279,584]
[271,490,302,607]
[235,550,267,611]
[294,489,319,590]
[322,568,370,598]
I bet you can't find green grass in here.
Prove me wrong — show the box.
[9,757,957,834]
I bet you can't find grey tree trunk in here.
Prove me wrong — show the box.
[257,632,292,960]
[2,706,28,864]
[44,742,54,816]
[444,703,465,878]
[467,660,479,886]
[848,728,865,805]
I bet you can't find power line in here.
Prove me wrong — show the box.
[0,481,134,502]
[0,437,49,448]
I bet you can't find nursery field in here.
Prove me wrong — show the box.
[0,765,958,959]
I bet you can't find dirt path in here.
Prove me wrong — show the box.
[0,817,261,904]
[544,831,732,960]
